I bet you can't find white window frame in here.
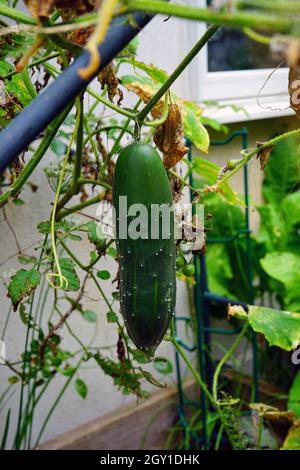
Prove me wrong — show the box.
[187,0,293,123]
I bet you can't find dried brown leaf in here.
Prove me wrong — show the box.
[98,62,123,105]
[25,0,101,19]
[256,141,274,170]
[24,0,56,18]
[154,103,188,170]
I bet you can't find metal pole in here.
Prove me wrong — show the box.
[0,12,153,172]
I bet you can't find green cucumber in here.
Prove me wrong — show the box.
[113,143,176,355]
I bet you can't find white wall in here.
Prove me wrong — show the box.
[0,12,298,447]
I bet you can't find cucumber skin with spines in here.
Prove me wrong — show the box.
[113,143,176,355]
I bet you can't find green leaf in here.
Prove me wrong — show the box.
[128,60,168,83]
[229,305,300,351]
[140,369,166,388]
[87,221,106,252]
[75,378,88,399]
[0,60,13,76]
[8,269,41,310]
[206,244,236,299]
[257,204,288,253]
[59,258,80,292]
[263,137,300,205]
[112,291,119,301]
[201,116,228,135]
[96,270,110,280]
[282,192,300,227]
[50,139,67,156]
[18,255,36,265]
[82,310,97,323]
[7,376,19,384]
[182,101,209,153]
[131,349,151,364]
[106,310,118,323]
[281,421,300,450]
[193,158,242,205]
[37,220,70,234]
[19,303,29,325]
[260,252,300,311]
[154,357,173,375]
[5,74,32,107]
[260,252,300,287]
[12,198,25,206]
[288,371,300,419]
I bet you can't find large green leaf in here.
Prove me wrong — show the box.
[260,252,300,311]
[282,192,300,227]
[229,305,300,351]
[8,269,41,311]
[260,252,300,287]
[263,138,300,205]
[288,371,300,419]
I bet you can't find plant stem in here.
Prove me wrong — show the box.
[0,4,36,24]
[219,128,300,188]
[0,103,73,209]
[127,0,297,33]
[137,25,220,123]
[82,125,134,147]
[237,0,300,13]
[109,99,142,157]
[73,95,84,194]
[4,53,60,80]
[257,414,264,449]
[77,178,112,190]
[212,321,249,403]
[83,117,101,167]
[33,358,83,449]
[87,88,137,120]
[21,69,37,99]
[56,192,107,220]
[171,335,215,407]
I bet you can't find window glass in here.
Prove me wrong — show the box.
[207,27,283,72]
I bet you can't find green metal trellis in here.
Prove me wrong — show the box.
[174,128,259,449]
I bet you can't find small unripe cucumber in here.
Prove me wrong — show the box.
[113,143,176,355]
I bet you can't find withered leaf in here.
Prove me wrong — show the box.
[98,62,123,105]
[256,141,274,170]
[25,0,101,20]
[24,0,56,19]
[154,103,188,170]
[124,81,164,118]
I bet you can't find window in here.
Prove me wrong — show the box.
[188,0,292,123]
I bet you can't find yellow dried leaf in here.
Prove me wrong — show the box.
[124,82,164,118]
[154,103,188,170]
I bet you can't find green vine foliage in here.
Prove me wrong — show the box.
[1,0,300,452]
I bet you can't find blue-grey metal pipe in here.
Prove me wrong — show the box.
[0,12,152,172]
